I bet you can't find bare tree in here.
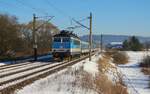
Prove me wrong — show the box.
[0,14,22,56]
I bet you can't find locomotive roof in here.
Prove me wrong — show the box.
[53,30,80,39]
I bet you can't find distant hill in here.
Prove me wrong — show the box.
[80,35,150,45]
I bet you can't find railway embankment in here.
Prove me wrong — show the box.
[0,54,94,94]
[14,52,128,94]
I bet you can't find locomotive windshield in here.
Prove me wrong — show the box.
[54,37,61,42]
[62,38,70,42]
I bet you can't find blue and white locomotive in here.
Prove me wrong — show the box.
[52,30,95,60]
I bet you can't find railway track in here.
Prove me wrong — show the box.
[0,62,33,70]
[0,62,39,74]
[0,54,94,94]
[0,63,51,78]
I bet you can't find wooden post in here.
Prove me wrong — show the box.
[33,14,37,61]
[89,13,92,61]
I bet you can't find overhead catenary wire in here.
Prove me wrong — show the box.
[35,16,55,31]
[44,0,74,28]
[16,0,49,15]
[45,0,72,19]
[0,0,33,15]
[78,17,90,22]
[72,18,90,30]
[44,0,90,29]
[0,0,50,24]
[0,1,18,9]
[37,0,90,34]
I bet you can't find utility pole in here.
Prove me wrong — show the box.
[32,14,37,61]
[32,14,54,61]
[71,13,92,61]
[100,34,103,53]
[89,13,92,61]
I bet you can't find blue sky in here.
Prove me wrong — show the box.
[0,0,150,36]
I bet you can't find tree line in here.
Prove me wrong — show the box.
[0,13,59,59]
[123,36,150,51]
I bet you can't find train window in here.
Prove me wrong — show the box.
[62,38,70,42]
[54,38,61,42]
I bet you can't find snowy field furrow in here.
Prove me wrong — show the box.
[0,63,59,84]
[118,51,150,94]
[0,62,48,77]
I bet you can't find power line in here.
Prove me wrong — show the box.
[72,18,90,30]
[35,16,55,31]
[16,0,49,15]
[78,17,90,22]
[44,0,76,26]
[0,1,12,7]
[0,1,21,11]
[0,0,49,16]
[44,0,90,33]
[45,0,72,19]
[45,0,89,22]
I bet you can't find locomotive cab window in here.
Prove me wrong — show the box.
[54,38,61,42]
[62,38,70,42]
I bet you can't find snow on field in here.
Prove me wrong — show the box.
[15,54,101,94]
[122,51,149,66]
[118,51,150,94]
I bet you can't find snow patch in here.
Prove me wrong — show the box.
[83,61,98,76]
[83,54,101,76]
[118,51,150,94]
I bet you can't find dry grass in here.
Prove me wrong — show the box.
[140,55,150,67]
[141,68,150,75]
[140,55,150,75]
[81,72,128,94]
[104,51,129,65]
[94,74,128,94]
[96,54,128,94]
[112,52,129,64]
[64,57,128,94]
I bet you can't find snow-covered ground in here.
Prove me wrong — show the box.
[15,54,100,94]
[118,51,150,94]
[3,51,149,94]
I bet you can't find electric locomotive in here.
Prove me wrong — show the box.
[52,30,81,60]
